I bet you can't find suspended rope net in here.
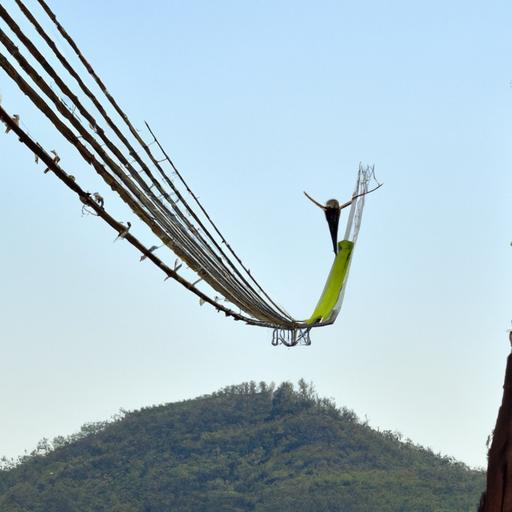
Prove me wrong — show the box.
[0,0,381,346]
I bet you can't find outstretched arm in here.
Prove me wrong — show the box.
[303,191,326,210]
[338,182,383,210]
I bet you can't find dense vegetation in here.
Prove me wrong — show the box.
[0,381,483,511]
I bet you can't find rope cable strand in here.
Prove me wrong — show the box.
[0,37,285,324]
[0,51,296,325]
[31,0,292,320]
[9,0,291,324]
[0,104,267,326]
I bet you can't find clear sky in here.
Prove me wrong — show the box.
[0,0,511,469]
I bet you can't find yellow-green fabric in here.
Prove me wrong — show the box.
[307,240,354,325]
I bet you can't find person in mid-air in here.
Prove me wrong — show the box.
[304,193,353,254]
[305,183,382,254]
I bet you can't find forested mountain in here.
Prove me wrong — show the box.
[0,381,484,511]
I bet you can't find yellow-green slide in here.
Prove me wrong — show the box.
[307,240,354,325]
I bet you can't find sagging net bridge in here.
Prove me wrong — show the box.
[0,0,378,346]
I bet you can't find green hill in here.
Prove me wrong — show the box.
[0,381,484,511]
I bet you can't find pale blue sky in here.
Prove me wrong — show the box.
[0,0,511,469]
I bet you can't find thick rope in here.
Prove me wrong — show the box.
[0,31,287,325]
[29,0,292,322]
